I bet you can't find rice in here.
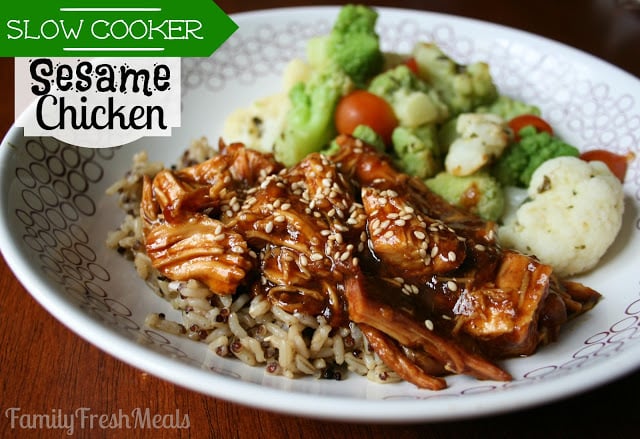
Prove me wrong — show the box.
[106,138,394,382]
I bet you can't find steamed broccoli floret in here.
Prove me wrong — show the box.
[492,125,580,187]
[476,95,541,121]
[391,124,441,179]
[437,116,458,154]
[353,124,385,152]
[368,64,449,127]
[425,171,505,221]
[274,68,354,166]
[412,42,498,115]
[306,4,384,87]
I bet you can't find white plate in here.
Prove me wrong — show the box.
[1,7,639,423]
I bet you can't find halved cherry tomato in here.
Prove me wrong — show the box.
[580,149,634,183]
[508,114,553,141]
[405,57,419,75]
[335,90,398,145]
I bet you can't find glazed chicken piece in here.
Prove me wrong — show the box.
[361,185,466,279]
[141,206,254,295]
[140,141,282,295]
[346,274,513,389]
[179,140,283,187]
[229,153,367,326]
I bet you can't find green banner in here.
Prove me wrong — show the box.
[1,0,237,57]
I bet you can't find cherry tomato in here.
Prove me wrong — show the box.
[580,149,633,183]
[508,114,553,141]
[335,90,398,145]
[405,57,419,74]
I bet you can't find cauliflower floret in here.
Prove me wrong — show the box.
[499,156,624,277]
[282,58,313,90]
[222,93,290,153]
[222,59,311,153]
[445,113,508,176]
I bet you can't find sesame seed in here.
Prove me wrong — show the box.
[424,319,434,331]
[274,215,286,223]
[447,280,458,291]
[310,253,323,261]
[448,251,457,262]
[264,221,274,233]
[413,230,426,240]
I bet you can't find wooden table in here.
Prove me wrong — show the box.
[1,1,639,437]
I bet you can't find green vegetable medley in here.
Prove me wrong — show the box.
[273,4,581,222]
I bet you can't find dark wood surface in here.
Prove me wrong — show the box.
[1,1,639,437]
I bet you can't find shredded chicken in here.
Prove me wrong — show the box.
[139,135,601,389]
